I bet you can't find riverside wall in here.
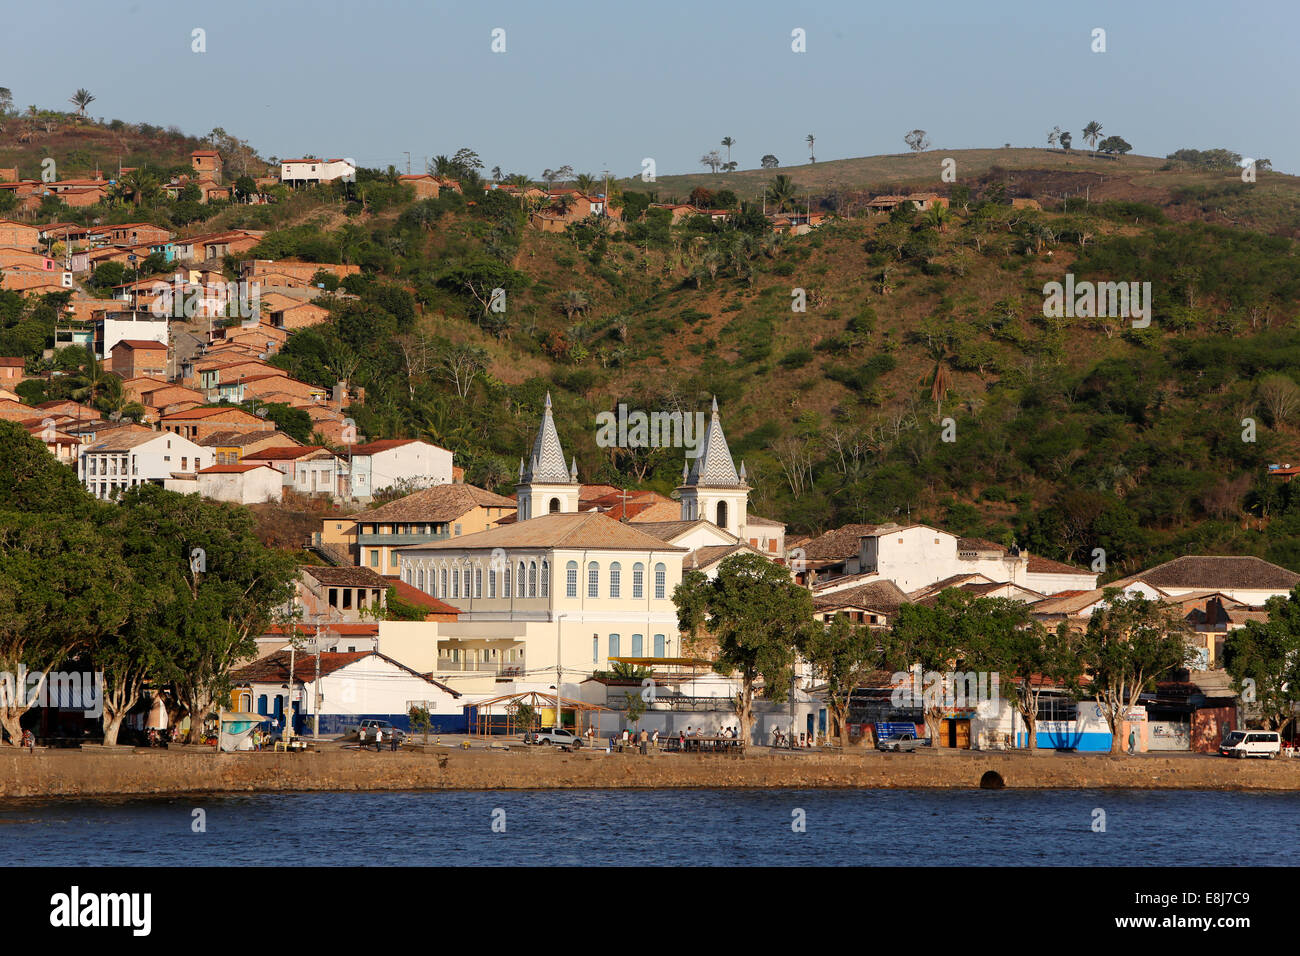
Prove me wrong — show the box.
[2,746,1300,798]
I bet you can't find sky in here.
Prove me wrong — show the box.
[8,0,1299,176]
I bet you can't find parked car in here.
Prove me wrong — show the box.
[525,727,582,748]
[877,732,927,753]
[358,719,406,745]
[1219,730,1281,758]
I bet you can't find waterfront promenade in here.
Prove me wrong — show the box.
[3,740,1299,797]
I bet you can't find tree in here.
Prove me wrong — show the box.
[760,154,780,169]
[574,172,598,194]
[68,88,95,117]
[1059,131,1072,151]
[1082,120,1103,154]
[699,150,722,174]
[409,704,433,743]
[975,602,1078,751]
[440,343,489,399]
[801,614,890,747]
[0,513,128,744]
[559,289,589,321]
[904,129,929,154]
[119,485,298,743]
[1223,585,1300,733]
[1047,126,1061,148]
[888,590,976,743]
[540,165,573,191]
[1080,591,1193,752]
[672,553,812,744]
[721,136,735,164]
[765,174,798,212]
[1097,135,1132,157]
[806,133,815,163]
[922,201,951,233]
[1257,373,1300,428]
[0,88,13,116]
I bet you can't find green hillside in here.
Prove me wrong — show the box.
[6,128,1300,582]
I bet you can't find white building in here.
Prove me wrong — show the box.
[195,463,283,504]
[79,427,212,500]
[95,312,168,361]
[345,438,454,501]
[229,649,464,736]
[243,445,346,497]
[280,158,356,187]
[806,525,1096,598]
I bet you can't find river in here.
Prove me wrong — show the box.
[1,789,1293,866]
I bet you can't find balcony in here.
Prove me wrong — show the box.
[357,531,450,547]
[436,658,524,677]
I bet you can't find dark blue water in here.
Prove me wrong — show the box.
[1,789,1295,866]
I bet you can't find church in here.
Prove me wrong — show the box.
[395,393,786,695]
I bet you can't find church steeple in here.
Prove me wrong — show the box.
[677,397,748,536]
[517,392,580,520]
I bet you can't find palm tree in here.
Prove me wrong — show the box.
[118,169,159,206]
[923,201,952,233]
[70,352,116,407]
[574,173,599,195]
[69,88,95,117]
[721,136,735,165]
[806,133,815,163]
[765,174,798,212]
[1083,121,1103,155]
[559,290,589,321]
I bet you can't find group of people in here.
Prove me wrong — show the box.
[772,727,818,749]
[608,728,657,754]
[359,726,400,752]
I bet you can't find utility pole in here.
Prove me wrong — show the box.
[403,152,411,175]
[313,622,322,738]
[285,641,296,748]
[554,613,566,729]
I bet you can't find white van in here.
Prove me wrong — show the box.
[1219,730,1282,759]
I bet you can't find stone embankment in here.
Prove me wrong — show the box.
[2,746,1298,797]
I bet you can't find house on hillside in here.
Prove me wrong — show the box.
[344,438,454,501]
[193,462,283,504]
[79,428,212,499]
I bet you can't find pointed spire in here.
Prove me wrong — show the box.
[682,461,689,481]
[685,398,742,487]
[518,458,525,480]
[522,392,573,483]
[569,457,578,482]
[739,460,747,481]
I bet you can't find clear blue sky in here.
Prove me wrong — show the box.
[10,0,1299,174]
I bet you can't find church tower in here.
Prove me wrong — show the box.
[677,397,748,538]
[517,392,580,520]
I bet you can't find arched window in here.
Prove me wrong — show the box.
[541,560,550,598]
[716,501,728,529]
[416,569,424,592]
[654,634,666,657]
[587,562,600,598]
[566,561,578,598]
[440,568,448,598]
[608,633,620,657]
[528,561,538,598]
[549,497,561,513]
[654,563,666,599]
[631,634,643,656]
[517,561,526,598]
[632,562,644,599]
[609,561,621,599]
[451,567,460,599]
[488,569,497,599]
[474,567,482,598]
[503,565,511,598]
[463,567,471,598]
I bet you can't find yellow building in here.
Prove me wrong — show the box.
[321,482,517,573]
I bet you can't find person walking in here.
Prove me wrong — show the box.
[390,730,399,752]
[374,726,384,752]
[1128,728,1137,756]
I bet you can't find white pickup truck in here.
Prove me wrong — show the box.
[525,727,583,748]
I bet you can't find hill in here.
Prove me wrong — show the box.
[6,131,1300,582]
